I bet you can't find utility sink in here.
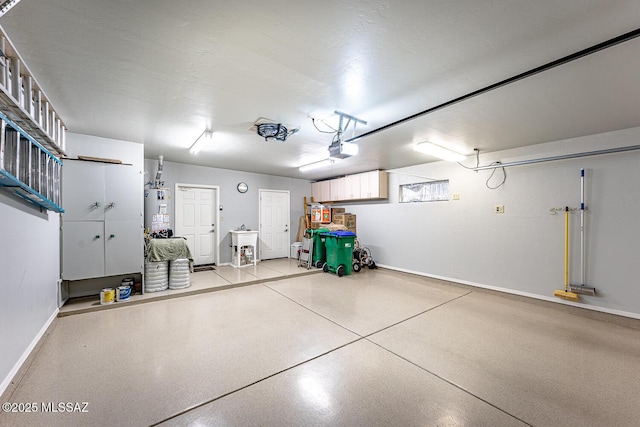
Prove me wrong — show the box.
[229,230,258,245]
[229,230,259,267]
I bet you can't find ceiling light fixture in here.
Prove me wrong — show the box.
[256,123,298,142]
[189,130,213,154]
[299,158,335,172]
[414,142,466,162]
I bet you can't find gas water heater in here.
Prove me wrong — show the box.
[144,155,172,236]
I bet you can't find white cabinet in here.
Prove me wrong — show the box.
[62,221,105,279]
[311,170,388,203]
[61,160,105,221]
[344,174,361,200]
[359,170,388,199]
[61,160,143,280]
[311,180,331,203]
[330,177,346,201]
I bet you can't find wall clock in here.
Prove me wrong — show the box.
[237,182,248,193]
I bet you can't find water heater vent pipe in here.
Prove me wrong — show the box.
[154,155,164,188]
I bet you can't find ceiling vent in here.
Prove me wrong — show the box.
[249,117,299,142]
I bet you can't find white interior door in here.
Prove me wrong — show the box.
[259,189,290,259]
[175,184,218,265]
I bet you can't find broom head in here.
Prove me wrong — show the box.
[569,285,596,296]
[554,289,579,301]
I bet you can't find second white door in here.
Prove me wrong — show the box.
[259,189,290,259]
[175,185,217,265]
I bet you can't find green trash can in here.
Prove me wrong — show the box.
[321,231,356,277]
[306,228,329,268]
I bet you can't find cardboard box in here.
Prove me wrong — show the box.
[331,207,345,221]
[333,213,356,228]
[309,222,323,229]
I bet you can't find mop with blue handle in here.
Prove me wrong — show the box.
[569,168,596,296]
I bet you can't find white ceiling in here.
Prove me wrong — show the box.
[2,1,640,180]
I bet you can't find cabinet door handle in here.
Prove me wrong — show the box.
[91,202,101,209]
[109,234,115,239]
[95,235,101,239]
[106,202,116,209]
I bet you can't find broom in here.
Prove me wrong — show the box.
[554,206,579,301]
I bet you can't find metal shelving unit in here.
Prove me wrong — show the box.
[0,111,63,212]
[0,27,66,156]
[0,25,66,212]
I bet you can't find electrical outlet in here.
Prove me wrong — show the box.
[452,193,460,200]
[495,205,505,213]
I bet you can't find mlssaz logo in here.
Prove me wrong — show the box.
[41,402,89,413]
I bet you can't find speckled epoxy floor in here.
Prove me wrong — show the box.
[58,258,321,316]
[3,267,640,426]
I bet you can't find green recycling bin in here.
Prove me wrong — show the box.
[306,228,329,268]
[321,231,356,277]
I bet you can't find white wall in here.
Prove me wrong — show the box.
[0,194,60,395]
[341,126,640,318]
[144,159,311,264]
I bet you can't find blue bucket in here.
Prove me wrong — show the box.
[116,286,131,302]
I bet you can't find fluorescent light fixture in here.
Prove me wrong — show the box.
[414,142,465,162]
[299,158,335,172]
[189,130,213,154]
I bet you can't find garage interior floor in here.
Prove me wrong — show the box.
[2,263,640,426]
[58,258,320,316]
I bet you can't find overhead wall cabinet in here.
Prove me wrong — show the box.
[312,170,388,203]
[0,26,67,211]
[311,180,331,202]
[359,170,388,199]
[61,158,143,281]
[329,177,345,202]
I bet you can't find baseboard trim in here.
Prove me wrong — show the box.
[377,264,640,324]
[0,308,58,397]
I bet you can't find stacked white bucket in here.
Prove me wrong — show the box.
[169,259,190,289]
[144,259,191,292]
[144,261,169,292]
